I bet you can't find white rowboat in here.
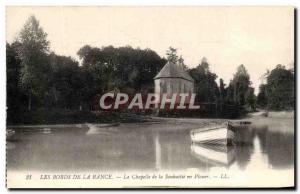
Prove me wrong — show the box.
[190,125,234,145]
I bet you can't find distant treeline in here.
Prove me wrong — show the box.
[6,16,294,124]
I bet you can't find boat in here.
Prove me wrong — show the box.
[190,125,234,145]
[86,123,120,135]
[227,121,252,130]
[6,128,17,141]
[227,121,254,145]
[191,143,236,167]
[94,123,120,128]
[22,127,51,134]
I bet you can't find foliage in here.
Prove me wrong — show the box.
[77,45,166,95]
[17,15,50,111]
[265,65,294,110]
[48,53,84,110]
[189,58,219,103]
[256,84,268,108]
[231,64,251,106]
[223,64,256,111]
[6,42,27,124]
[166,47,178,64]
[219,78,226,102]
[256,65,294,110]
[245,87,256,110]
[9,15,294,124]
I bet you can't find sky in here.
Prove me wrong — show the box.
[6,6,294,93]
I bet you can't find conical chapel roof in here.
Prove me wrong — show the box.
[154,61,194,82]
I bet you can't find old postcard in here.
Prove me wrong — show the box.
[6,6,295,188]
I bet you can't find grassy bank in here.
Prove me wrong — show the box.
[6,106,247,125]
[6,109,154,125]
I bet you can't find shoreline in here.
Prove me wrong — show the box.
[7,110,294,128]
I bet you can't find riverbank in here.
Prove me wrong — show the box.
[248,110,294,119]
[246,110,294,133]
[7,109,156,125]
[7,117,227,130]
[7,108,294,129]
[7,107,240,125]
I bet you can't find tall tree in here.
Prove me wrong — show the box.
[49,53,84,110]
[178,55,188,70]
[219,78,226,102]
[166,47,178,64]
[257,84,268,108]
[17,15,50,111]
[231,64,251,106]
[246,87,256,110]
[189,57,219,102]
[7,42,27,123]
[265,64,294,110]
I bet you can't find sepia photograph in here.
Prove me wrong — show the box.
[5,6,295,188]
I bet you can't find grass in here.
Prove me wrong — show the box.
[6,109,154,125]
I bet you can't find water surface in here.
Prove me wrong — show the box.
[7,117,294,173]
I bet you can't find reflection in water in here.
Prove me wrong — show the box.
[155,132,161,170]
[234,141,254,170]
[255,126,294,169]
[191,143,236,167]
[7,118,294,173]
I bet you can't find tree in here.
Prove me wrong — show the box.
[265,64,294,110]
[166,47,178,64]
[189,57,219,103]
[257,84,268,108]
[6,42,28,123]
[17,15,50,111]
[231,64,251,106]
[178,55,188,70]
[219,78,226,102]
[77,45,103,67]
[7,42,22,106]
[225,81,234,104]
[77,45,166,109]
[246,87,256,111]
[48,53,84,110]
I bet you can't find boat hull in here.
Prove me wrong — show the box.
[190,127,235,145]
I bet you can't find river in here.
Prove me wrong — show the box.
[6,114,294,187]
